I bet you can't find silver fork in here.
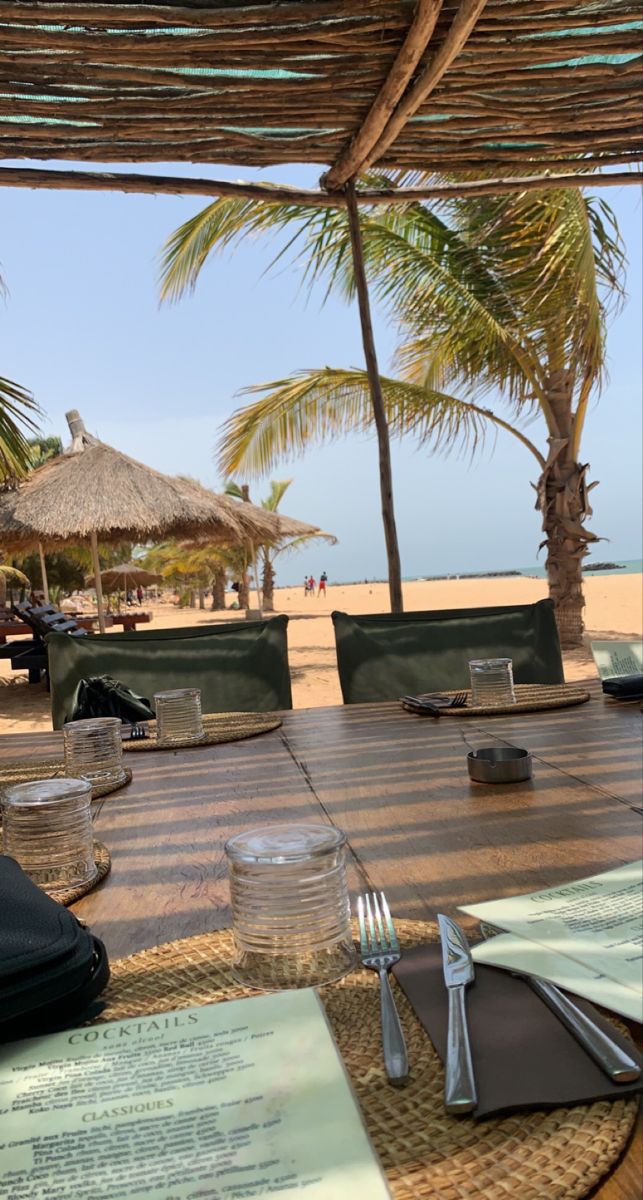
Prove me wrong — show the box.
[357,891,409,1086]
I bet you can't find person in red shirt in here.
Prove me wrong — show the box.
[308,575,316,595]
[318,571,328,597]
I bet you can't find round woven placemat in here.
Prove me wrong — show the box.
[122,710,282,752]
[0,759,132,799]
[421,683,591,717]
[51,840,111,905]
[98,919,636,1200]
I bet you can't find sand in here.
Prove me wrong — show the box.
[1,573,640,734]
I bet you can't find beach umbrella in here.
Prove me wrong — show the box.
[0,410,276,631]
[84,563,163,595]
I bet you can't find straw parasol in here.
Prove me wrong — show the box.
[0,411,284,631]
[85,563,162,594]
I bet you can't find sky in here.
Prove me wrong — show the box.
[1,161,641,585]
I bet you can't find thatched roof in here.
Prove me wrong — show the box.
[85,563,163,589]
[0,411,269,549]
[0,411,330,551]
[0,0,640,191]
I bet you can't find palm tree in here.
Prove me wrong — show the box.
[224,479,337,611]
[161,183,626,647]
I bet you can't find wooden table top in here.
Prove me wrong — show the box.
[1,686,640,1199]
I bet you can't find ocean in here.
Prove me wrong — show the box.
[403,558,643,582]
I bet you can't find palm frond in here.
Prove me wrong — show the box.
[261,479,293,513]
[0,377,42,479]
[217,367,543,479]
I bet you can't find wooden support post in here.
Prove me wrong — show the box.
[345,182,403,614]
[38,541,50,602]
[90,530,106,633]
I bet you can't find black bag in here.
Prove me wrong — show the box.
[69,674,155,723]
[0,855,110,1042]
[602,673,643,700]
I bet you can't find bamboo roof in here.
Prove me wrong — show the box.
[0,0,641,188]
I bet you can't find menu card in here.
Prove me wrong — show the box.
[590,639,643,680]
[0,988,391,1200]
[459,861,643,1022]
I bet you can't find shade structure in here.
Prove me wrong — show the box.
[0,1,640,181]
[85,564,163,592]
[0,410,289,630]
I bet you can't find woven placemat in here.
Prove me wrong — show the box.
[0,759,132,799]
[122,710,282,752]
[421,683,591,717]
[97,919,636,1200]
[49,840,112,906]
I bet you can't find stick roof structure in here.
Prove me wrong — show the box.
[0,0,641,199]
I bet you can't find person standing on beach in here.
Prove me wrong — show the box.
[318,571,328,598]
[308,575,316,596]
[304,577,309,597]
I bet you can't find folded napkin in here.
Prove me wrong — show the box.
[393,944,643,1120]
[602,673,643,699]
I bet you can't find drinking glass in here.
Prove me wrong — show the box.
[468,657,516,706]
[225,823,356,990]
[154,688,205,746]
[1,777,96,892]
[63,717,126,787]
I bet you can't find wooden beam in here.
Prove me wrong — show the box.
[0,166,640,207]
[321,0,443,191]
[361,0,490,173]
[345,181,403,614]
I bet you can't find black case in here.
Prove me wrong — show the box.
[0,855,110,1042]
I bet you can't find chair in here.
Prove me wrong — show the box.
[332,599,564,704]
[47,615,292,729]
[4,601,89,684]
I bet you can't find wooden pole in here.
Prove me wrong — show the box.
[37,541,50,603]
[250,541,263,617]
[363,0,491,172]
[345,182,403,614]
[90,530,106,633]
[321,0,443,191]
[0,166,640,208]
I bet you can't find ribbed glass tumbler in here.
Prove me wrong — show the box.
[225,823,356,990]
[468,657,516,707]
[154,688,205,747]
[1,777,96,892]
[63,716,126,787]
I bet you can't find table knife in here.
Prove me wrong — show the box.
[479,924,640,1084]
[438,914,478,1114]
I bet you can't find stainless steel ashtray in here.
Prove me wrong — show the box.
[467,746,532,784]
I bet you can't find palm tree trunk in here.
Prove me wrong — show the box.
[537,372,598,648]
[262,550,275,612]
[238,577,250,609]
[345,183,403,613]
[211,567,226,611]
[198,587,205,610]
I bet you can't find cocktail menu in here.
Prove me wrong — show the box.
[459,861,643,1022]
[0,988,391,1199]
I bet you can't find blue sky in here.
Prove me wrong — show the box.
[1,162,641,584]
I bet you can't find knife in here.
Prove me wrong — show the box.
[438,914,478,1114]
[479,924,641,1084]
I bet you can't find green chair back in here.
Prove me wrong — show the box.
[332,599,563,704]
[48,615,292,729]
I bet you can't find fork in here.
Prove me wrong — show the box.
[129,723,148,740]
[401,691,468,716]
[357,891,409,1086]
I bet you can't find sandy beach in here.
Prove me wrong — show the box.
[1,572,640,734]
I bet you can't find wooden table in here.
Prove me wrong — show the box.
[1,688,641,1198]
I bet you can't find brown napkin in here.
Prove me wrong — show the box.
[394,944,642,1119]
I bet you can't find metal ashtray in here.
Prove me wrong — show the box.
[467,746,532,784]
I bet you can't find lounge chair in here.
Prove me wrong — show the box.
[332,599,564,704]
[47,614,292,728]
[1,601,89,684]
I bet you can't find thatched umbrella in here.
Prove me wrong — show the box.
[0,411,278,631]
[85,563,162,596]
